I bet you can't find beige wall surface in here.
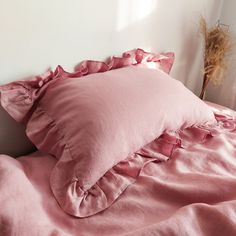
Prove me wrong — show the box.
[0,0,223,155]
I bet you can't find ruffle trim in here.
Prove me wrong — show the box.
[50,130,186,218]
[0,48,174,124]
[27,105,177,218]
[214,113,236,132]
[51,153,158,217]
[26,107,232,218]
[178,112,236,149]
[54,113,230,218]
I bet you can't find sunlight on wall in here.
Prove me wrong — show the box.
[116,0,158,31]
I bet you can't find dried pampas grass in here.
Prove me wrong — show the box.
[199,16,232,99]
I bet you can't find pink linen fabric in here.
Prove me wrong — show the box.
[1,65,215,218]
[0,103,236,236]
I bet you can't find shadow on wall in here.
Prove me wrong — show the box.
[205,0,236,109]
[177,22,203,94]
[112,0,209,94]
[0,105,36,157]
[0,0,221,96]
[206,55,236,110]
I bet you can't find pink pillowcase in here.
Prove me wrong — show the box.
[0,49,215,218]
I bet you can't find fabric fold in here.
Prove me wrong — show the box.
[50,154,159,217]
[49,113,226,218]
[27,105,184,218]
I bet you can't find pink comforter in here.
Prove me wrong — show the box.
[1,102,236,236]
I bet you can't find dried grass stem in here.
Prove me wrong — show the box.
[199,17,232,99]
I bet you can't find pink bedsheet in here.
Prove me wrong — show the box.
[1,102,236,236]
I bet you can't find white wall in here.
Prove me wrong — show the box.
[0,0,223,95]
[206,0,236,109]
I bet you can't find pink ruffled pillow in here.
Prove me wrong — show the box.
[0,49,215,218]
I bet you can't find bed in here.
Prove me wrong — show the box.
[1,49,236,236]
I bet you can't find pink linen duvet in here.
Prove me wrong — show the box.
[1,102,236,236]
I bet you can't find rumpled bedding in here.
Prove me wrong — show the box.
[1,102,236,236]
